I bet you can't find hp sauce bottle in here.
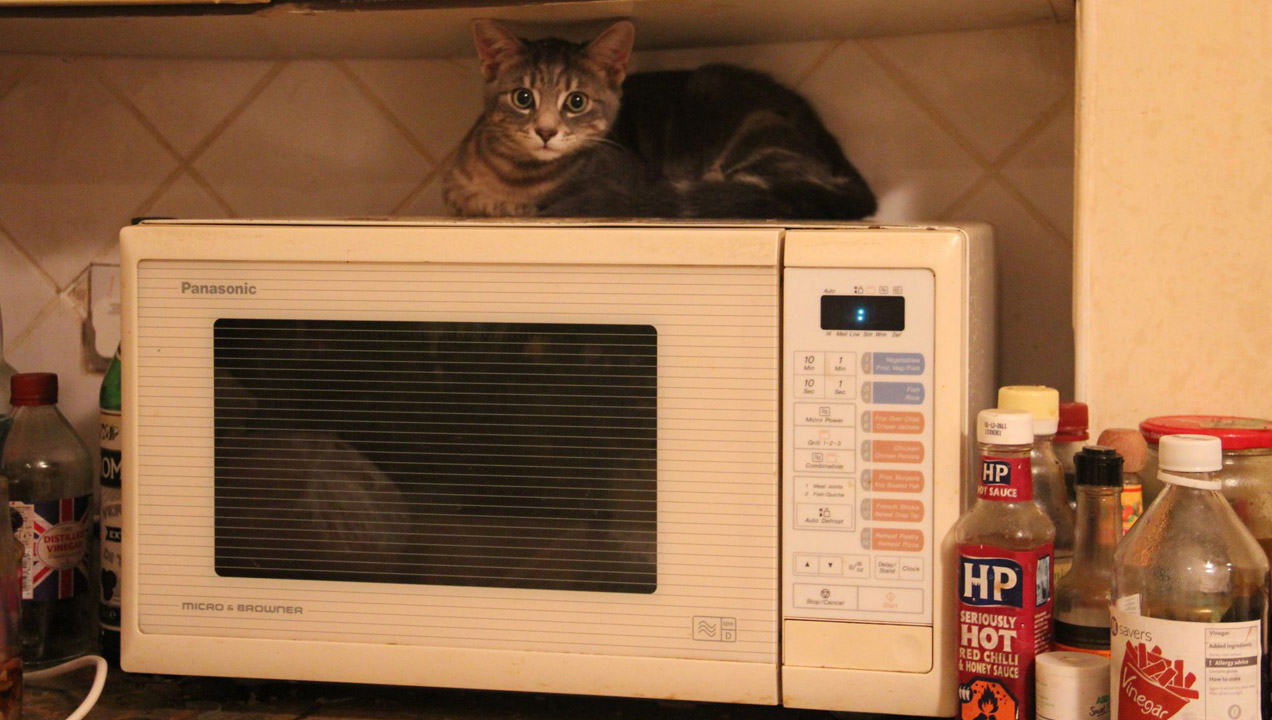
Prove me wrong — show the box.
[956,409,1057,720]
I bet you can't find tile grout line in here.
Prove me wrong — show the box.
[334,59,441,167]
[389,153,451,216]
[791,38,847,91]
[988,91,1076,245]
[939,91,1075,243]
[158,60,293,218]
[989,90,1075,171]
[77,57,238,217]
[856,37,995,174]
[181,60,289,166]
[0,221,60,306]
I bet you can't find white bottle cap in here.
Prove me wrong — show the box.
[1036,652,1110,720]
[1158,434,1223,472]
[977,409,1035,446]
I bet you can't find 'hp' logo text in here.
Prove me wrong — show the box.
[960,557,1023,608]
[981,460,1011,486]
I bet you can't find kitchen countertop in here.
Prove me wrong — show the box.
[25,667,938,720]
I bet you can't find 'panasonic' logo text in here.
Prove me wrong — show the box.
[181,281,258,295]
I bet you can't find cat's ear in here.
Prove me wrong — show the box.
[472,19,524,81]
[584,21,635,86]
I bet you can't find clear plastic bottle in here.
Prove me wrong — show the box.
[998,385,1075,582]
[0,305,18,451]
[2,373,95,668]
[98,345,122,664]
[956,409,1055,720]
[1111,434,1269,720]
[1055,401,1089,510]
[0,464,23,720]
[1053,446,1123,656]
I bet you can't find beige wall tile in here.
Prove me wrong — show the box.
[6,295,100,447]
[342,58,484,164]
[999,107,1074,238]
[801,40,985,220]
[865,23,1074,163]
[0,57,179,289]
[0,231,57,347]
[192,61,433,217]
[91,58,278,158]
[959,179,1074,398]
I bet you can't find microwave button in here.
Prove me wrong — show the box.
[870,352,926,376]
[793,402,853,427]
[794,584,859,610]
[796,502,854,531]
[794,554,819,575]
[874,556,900,579]
[795,352,824,374]
[818,556,843,575]
[827,353,855,376]
[859,586,924,614]
[827,377,855,399]
[797,375,824,398]
[899,558,925,581]
[842,555,870,578]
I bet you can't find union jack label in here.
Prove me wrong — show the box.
[12,495,91,601]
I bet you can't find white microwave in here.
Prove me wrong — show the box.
[119,220,994,715]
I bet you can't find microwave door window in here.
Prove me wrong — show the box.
[211,320,658,594]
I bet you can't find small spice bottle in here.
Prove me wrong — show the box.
[1097,428,1146,532]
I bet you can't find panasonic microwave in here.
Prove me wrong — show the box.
[119,220,994,715]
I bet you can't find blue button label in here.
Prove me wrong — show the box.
[872,353,925,375]
[870,382,925,405]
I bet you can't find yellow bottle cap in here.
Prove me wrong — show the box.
[997,385,1060,436]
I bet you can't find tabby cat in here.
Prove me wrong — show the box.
[443,20,877,219]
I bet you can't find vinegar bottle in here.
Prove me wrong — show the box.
[956,409,1056,720]
[1,373,95,668]
[1110,434,1270,720]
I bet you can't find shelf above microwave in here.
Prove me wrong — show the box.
[0,0,1073,59]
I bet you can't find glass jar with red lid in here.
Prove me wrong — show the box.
[1139,415,1272,552]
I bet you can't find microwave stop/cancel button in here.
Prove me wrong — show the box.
[794,584,859,610]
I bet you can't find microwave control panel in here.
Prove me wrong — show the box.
[781,268,935,626]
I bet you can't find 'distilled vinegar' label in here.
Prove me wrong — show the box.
[957,544,1054,720]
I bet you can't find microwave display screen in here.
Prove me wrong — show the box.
[820,295,906,332]
[211,319,658,594]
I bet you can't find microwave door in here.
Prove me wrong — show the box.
[212,320,658,594]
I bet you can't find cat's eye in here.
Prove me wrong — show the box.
[564,92,589,113]
[510,88,535,110]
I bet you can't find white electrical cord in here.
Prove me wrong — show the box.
[25,655,109,720]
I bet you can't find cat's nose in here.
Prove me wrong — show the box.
[535,127,558,143]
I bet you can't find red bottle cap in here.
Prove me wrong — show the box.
[10,372,58,406]
[1139,415,1272,450]
[1056,401,1089,442]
